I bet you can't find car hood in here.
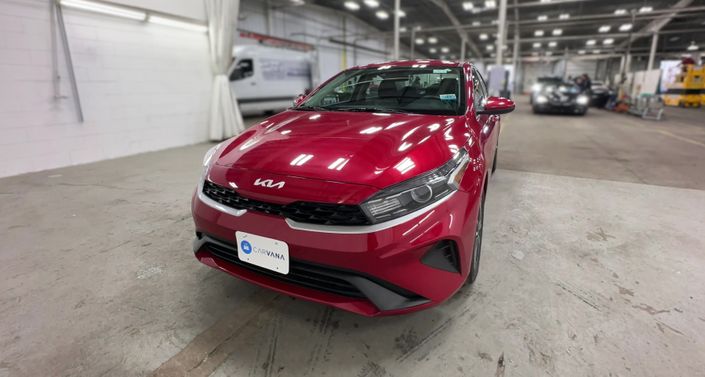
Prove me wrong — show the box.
[216,110,464,189]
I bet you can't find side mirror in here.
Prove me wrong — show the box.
[478,96,515,115]
[293,93,306,107]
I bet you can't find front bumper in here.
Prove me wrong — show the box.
[191,187,479,316]
[533,102,587,114]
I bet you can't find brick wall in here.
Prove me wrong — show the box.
[0,0,212,177]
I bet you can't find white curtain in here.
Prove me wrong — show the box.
[205,0,245,141]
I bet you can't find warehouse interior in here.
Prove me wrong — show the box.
[1,0,704,376]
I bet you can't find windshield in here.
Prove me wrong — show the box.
[296,66,464,115]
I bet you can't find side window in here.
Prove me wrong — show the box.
[472,69,488,110]
[229,59,253,81]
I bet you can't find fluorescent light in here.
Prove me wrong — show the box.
[400,26,407,32]
[148,15,207,32]
[537,15,548,21]
[638,6,653,13]
[614,9,626,15]
[486,45,493,51]
[577,50,586,54]
[603,38,614,45]
[441,46,450,53]
[593,49,601,54]
[552,29,562,36]
[479,33,488,40]
[472,21,481,26]
[546,51,553,56]
[559,13,570,20]
[548,41,557,47]
[60,0,146,20]
[290,0,305,5]
[540,0,552,3]
[415,38,424,45]
[363,0,379,8]
[344,1,360,10]
[598,25,611,33]
[534,30,544,37]
[586,39,596,46]
[485,0,496,9]
[429,47,437,53]
[427,36,438,44]
[462,2,474,11]
[687,42,699,51]
[619,23,632,31]
[375,10,389,19]
[396,9,406,17]
[533,42,541,48]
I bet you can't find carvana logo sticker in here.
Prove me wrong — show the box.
[240,240,252,254]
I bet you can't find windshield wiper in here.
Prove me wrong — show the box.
[293,105,331,111]
[331,107,411,114]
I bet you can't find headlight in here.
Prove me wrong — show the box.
[576,95,589,105]
[360,150,470,224]
[536,95,548,104]
[531,83,542,92]
[202,143,223,177]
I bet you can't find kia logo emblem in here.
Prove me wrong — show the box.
[254,178,285,189]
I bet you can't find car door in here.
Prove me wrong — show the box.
[472,68,498,171]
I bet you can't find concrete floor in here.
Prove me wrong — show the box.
[1,100,705,377]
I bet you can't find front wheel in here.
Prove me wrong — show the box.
[467,189,485,285]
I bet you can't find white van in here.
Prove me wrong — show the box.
[229,45,313,116]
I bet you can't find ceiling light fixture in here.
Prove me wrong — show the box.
[472,21,481,26]
[363,0,379,8]
[638,6,653,13]
[598,25,611,33]
[479,33,488,40]
[60,0,146,20]
[603,38,614,45]
[552,29,562,36]
[486,45,494,51]
[614,9,626,15]
[427,36,438,44]
[586,39,596,46]
[577,50,586,54]
[593,49,601,54]
[290,0,305,5]
[375,10,389,19]
[687,41,699,51]
[548,41,557,47]
[559,13,570,20]
[537,15,548,21]
[148,15,207,32]
[429,47,437,53]
[462,2,474,11]
[619,23,632,31]
[397,9,406,17]
[343,1,360,11]
[534,30,544,37]
[485,0,497,9]
[415,38,424,45]
[533,42,541,48]
[441,46,450,53]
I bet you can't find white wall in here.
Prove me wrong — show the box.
[0,0,211,178]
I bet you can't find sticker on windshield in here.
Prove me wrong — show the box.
[439,93,456,101]
[433,69,451,74]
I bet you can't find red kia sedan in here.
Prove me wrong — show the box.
[192,60,515,316]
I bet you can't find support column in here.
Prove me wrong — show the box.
[512,24,520,93]
[647,33,658,70]
[460,38,466,61]
[410,27,416,60]
[393,0,400,60]
[496,0,507,65]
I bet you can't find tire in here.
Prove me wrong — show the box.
[467,187,486,285]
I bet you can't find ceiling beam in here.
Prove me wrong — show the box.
[617,0,694,48]
[427,0,482,57]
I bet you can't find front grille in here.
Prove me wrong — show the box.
[205,241,366,298]
[202,180,371,226]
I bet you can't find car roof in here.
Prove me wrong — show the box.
[350,59,466,70]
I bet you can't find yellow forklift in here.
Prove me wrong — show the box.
[663,63,704,108]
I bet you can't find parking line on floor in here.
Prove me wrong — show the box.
[654,129,705,149]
